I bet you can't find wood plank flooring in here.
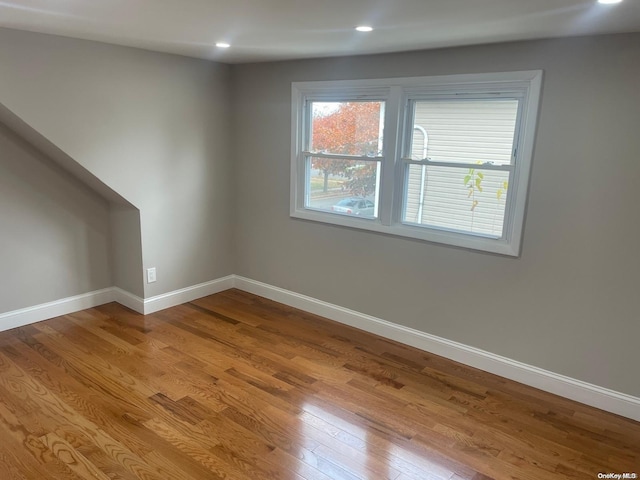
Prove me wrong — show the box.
[0,289,638,479]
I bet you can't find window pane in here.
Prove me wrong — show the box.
[306,157,380,219]
[410,99,518,165]
[310,101,384,157]
[403,164,510,238]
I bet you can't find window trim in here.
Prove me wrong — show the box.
[290,71,543,257]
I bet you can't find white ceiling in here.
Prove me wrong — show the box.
[1,0,639,64]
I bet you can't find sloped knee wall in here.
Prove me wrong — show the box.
[0,122,112,312]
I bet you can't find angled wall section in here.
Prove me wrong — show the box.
[0,103,145,304]
[0,121,112,313]
[0,27,235,299]
[110,205,143,297]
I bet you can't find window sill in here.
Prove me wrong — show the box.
[290,208,520,257]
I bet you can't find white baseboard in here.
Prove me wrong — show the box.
[233,275,640,422]
[0,288,114,333]
[112,288,145,314]
[143,276,235,314]
[3,275,638,421]
[0,275,235,329]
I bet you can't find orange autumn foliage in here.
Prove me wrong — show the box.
[311,102,382,195]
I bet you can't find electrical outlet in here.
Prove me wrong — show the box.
[147,267,157,283]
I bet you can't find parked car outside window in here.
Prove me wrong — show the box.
[331,198,375,216]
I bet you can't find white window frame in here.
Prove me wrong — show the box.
[290,71,543,256]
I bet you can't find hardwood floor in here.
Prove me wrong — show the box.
[0,289,638,480]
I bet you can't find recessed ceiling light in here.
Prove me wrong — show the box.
[216,42,230,48]
[355,26,373,32]
[597,0,622,4]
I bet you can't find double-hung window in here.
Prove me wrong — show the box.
[290,71,542,256]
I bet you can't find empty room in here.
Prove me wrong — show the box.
[0,1,639,479]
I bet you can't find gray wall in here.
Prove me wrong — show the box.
[231,34,640,397]
[110,206,144,297]
[0,27,235,298]
[0,122,111,313]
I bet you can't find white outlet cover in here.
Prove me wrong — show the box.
[147,267,157,283]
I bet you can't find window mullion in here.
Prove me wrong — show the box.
[379,85,403,227]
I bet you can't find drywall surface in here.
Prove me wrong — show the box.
[231,34,640,397]
[0,122,111,313]
[0,102,135,207]
[110,206,144,298]
[0,27,235,297]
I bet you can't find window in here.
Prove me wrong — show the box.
[291,71,542,256]
[305,100,384,219]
